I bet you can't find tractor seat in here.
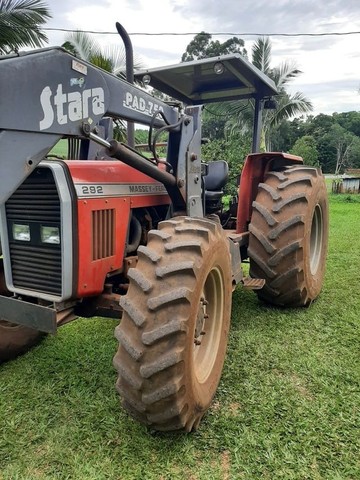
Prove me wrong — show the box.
[203,160,229,213]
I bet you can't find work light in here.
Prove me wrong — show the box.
[12,224,30,241]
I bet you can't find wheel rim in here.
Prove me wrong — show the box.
[310,204,323,275]
[193,266,224,384]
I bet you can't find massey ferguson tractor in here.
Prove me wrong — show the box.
[0,24,328,432]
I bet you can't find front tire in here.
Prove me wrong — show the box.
[113,217,232,431]
[248,165,329,307]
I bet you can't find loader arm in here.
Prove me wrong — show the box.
[0,48,178,204]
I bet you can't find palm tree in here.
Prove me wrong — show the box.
[0,0,51,54]
[224,37,313,151]
[62,30,145,78]
[62,31,132,77]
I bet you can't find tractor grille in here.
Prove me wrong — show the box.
[92,209,115,260]
[5,168,62,296]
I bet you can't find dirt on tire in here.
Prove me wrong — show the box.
[248,165,329,307]
[113,216,232,431]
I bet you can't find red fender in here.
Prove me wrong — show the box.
[236,152,303,234]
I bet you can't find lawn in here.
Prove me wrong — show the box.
[0,195,359,480]
[49,139,68,159]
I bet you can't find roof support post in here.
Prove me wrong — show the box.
[251,96,263,153]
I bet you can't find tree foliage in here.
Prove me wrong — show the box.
[290,135,319,167]
[202,133,251,195]
[0,0,51,54]
[323,124,360,175]
[225,37,313,150]
[272,112,360,173]
[181,32,247,62]
[62,31,137,76]
[333,111,360,137]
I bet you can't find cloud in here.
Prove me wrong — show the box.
[48,0,100,22]
[173,0,360,34]
[289,78,360,114]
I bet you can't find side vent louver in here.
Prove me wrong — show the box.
[92,209,115,260]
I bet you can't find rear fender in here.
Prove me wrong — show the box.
[236,152,303,234]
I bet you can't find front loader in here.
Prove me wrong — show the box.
[0,24,329,432]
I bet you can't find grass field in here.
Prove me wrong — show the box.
[0,194,359,480]
[49,139,68,159]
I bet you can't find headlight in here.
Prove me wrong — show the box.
[13,224,30,241]
[41,226,60,245]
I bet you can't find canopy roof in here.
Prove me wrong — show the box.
[134,54,278,105]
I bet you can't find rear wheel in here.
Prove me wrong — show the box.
[248,165,329,307]
[113,216,232,431]
[0,259,44,362]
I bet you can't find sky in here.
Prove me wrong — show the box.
[45,0,360,116]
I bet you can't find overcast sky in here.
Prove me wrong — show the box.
[45,0,360,115]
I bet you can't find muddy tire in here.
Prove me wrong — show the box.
[113,216,232,431]
[248,165,329,307]
[0,259,44,362]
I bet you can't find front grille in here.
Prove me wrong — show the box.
[5,167,62,296]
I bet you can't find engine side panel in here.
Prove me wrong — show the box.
[76,196,130,297]
[66,160,170,297]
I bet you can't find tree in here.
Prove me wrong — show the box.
[62,31,131,76]
[224,37,313,151]
[305,113,335,139]
[202,107,227,141]
[181,32,247,62]
[333,111,360,137]
[202,133,252,195]
[0,0,51,54]
[290,135,319,167]
[325,124,359,175]
[270,116,308,152]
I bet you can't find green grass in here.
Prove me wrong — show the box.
[49,139,68,159]
[1,194,359,480]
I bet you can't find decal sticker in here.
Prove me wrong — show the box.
[75,183,167,198]
[39,84,105,130]
[70,78,85,88]
[72,60,87,75]
[123,92,163,117]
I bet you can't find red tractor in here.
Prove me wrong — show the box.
[0,24,328,432]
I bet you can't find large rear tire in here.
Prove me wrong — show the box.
[113,217,232,431]
[248,165,329,307]
[0,259,44,362]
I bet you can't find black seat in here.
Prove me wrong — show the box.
[203,160,229,213]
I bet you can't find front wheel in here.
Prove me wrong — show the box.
[248,165,329,307]
[113,216,232,431]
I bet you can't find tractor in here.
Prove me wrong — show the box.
[0,23,328,432]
